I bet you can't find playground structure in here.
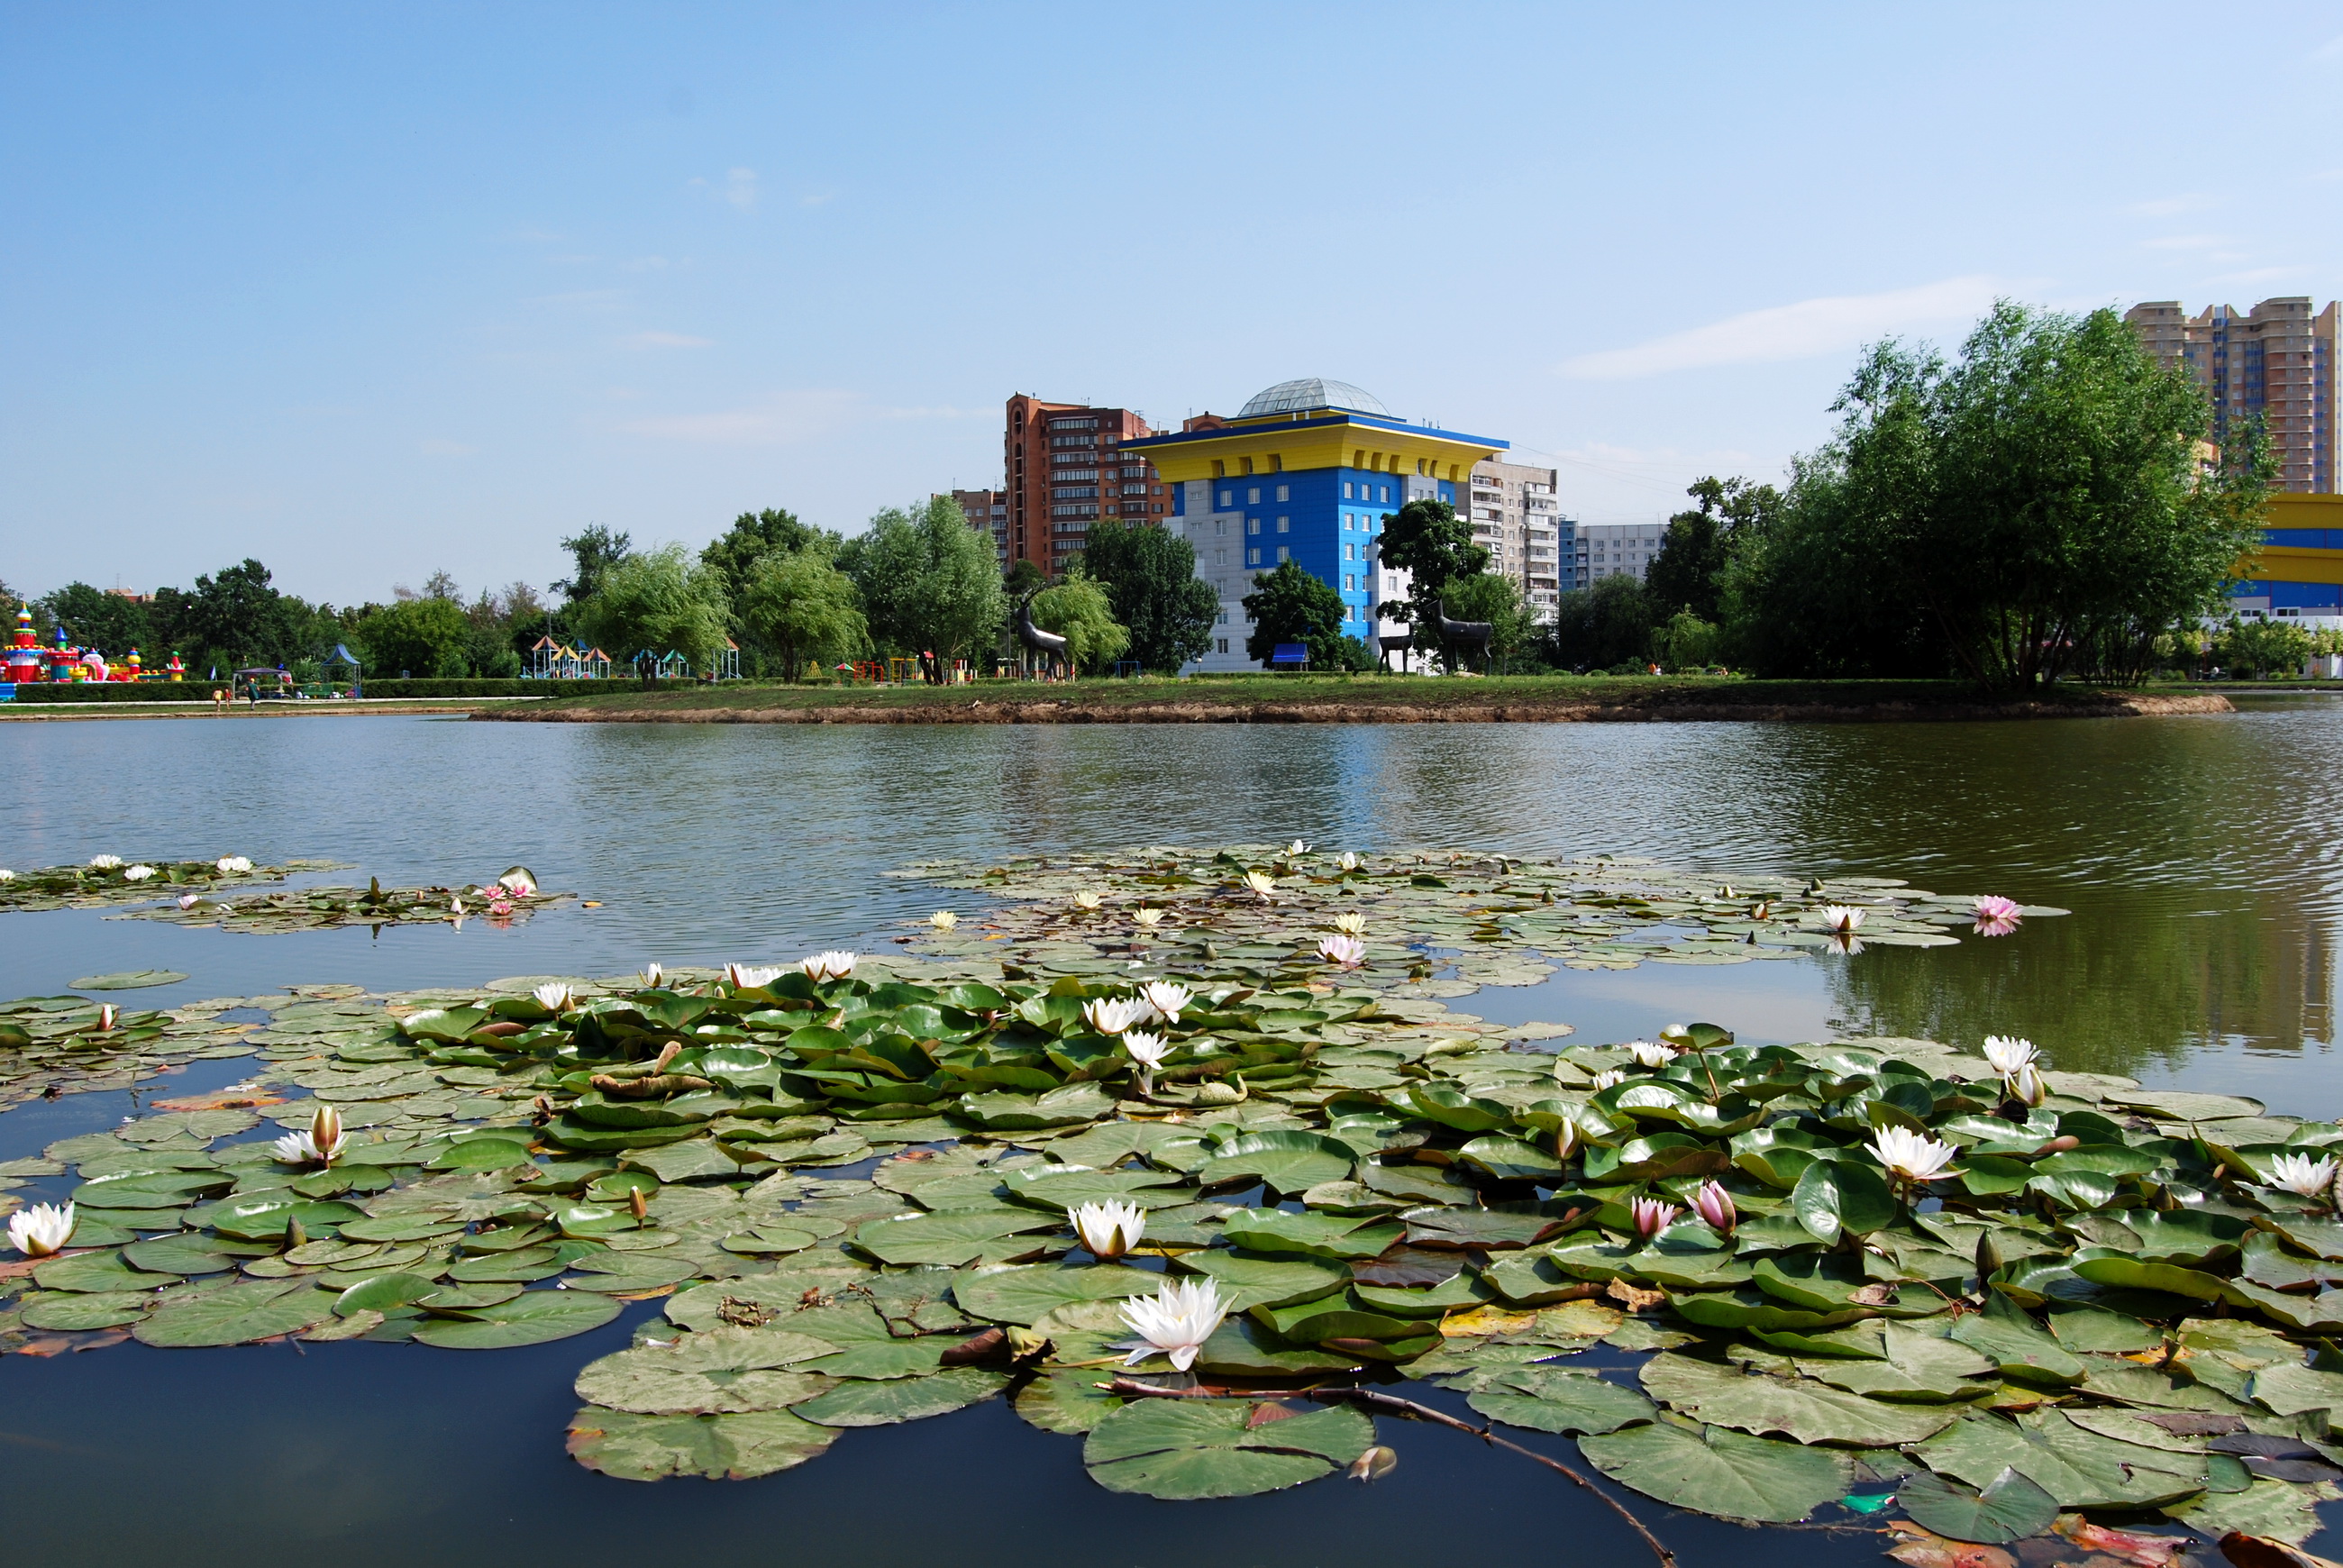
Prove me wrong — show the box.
[524,637,613,680]
[2,603,187,689]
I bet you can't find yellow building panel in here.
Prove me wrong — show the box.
[1135,417,1504,486]
[2237,493,2343,583]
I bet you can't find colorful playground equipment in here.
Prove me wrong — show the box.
[1,605,187,689]
[524,638,613,680]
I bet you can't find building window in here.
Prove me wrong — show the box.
[1214,549,1226,565]
[1246,548,1261,566]
[1378,485,1390,503]
[1275,485,1290,502]
[1344,542,1354,561]
[1217,610,1229,624]
[1341,481,1353,498]
[1275,516,1290,533]
[1218,488,1233,507]
[1215,519,1226,535]
[1246,487,1261,504]
[1247,518,1260,535]
[1217,637,1229,653]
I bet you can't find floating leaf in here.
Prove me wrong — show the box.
[793,1367,1009,1427]
[134,1279,335,1346]
[411,1289,622,1349]
[566,1407,836,1481]
[1578,1419,1851,1523]
[1082,1399,1373,1500]
[1466,1365,1656,1435]
[1896,1466,2059,1545]
[72,971,190,990]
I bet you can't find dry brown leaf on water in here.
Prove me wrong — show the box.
[2052,1515,2190,1565]
[1605,1278,1667,1313]
[2221,1534,2343,1568]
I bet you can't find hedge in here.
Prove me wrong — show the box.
[1,677,713,703]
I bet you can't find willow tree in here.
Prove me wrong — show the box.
[739,547,866,681]
[1030,566,1129,675]
[840,497,1005,681]
[574,543,731,679]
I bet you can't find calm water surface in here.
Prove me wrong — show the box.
[2,703,2339,1566]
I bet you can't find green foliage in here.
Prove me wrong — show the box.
[1645,477,1781,627]
[1655,607,1722,670]
[1546,574,1656,670]
[1732,302,2269,687]
[739,548,868,681]
[700,509,828,605]
[1076,519,1217,671]
[1442,573,1537,670]
[357,596,471,679]
[1028,567,1130,675]
[554,524,634,606]
[2218,615,2312,679]
[574,544,733,675]
[1376,498,1489,634]
[37,583,152,660]
[1240,560,1345,669]
[840,497,1006,681]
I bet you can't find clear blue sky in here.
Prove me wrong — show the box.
[5,2,2339,606]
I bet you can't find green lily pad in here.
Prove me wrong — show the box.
[1578,1419,1851,1523]
[1082,1399,1373,1500]
[1897,1465,2060,1545]
[793,1367,1009,1427]
[572,1326,835,1414]
[1171,1252,1349,1313]
[411,1289,622,1348]
[134,1279,336,1346]
[1467,1365,1658,1435]
[1013,1368,1127,1435]
[19,1290,156,1330]
[1197,1131,1356,1195]
[1638,1353,1957,1445]
[566,1407,837,1481]
[953,1263,1162,1326]
[72,971,190,990]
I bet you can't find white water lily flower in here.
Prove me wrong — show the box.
[1819,904,1866,934]
[1625,1040,1678,1069]
[1118,1277,1229,1372]
[215,855,252,873]
[1072,889,1105,912]
[1288,840,1311,856]
[532,982,575,1013]
[1332,912,1366,935]
[1553,1118,1580,1162]
[1338,852,1360,871]
[2009,1062,2047,1108]
[177,893,200,909]
[124,864,156,881]
[2263,1153,2340,1198]
[641,962,664,989]
[1590,1069,1627,1090]
[726,962,784,989]
[1867,1125,1959,1184]
[7,1200,76,1258]
[1084,997,1147,1035]
[1138,981,1191,1021]
[1317,934,1365,970]
[1132,907,1164,929]
[0,870,14,881]
[1072,1200,1146,1261]
[273,1104,346,1167]
[89,854,123,870]
[1122,1029,1171,1096]
[1981,1035,2038,1076]
[800,952,858,984]
[1243,870,1277,901]
[497,866,538,895]
[930,910,958,931]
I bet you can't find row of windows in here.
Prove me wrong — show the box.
[1050,433,1095,447]
[1219,485,1290,507]
[1344,481,1395,503]
[1047,417,1098,431]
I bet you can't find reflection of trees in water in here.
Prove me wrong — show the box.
[1828,900,2335,1081]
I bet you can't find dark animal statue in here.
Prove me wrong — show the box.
[1017,589,1070,677]
[1428,600,1493,671]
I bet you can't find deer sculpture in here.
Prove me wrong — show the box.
[1427,600,1494,672]
[1017,588,1070,679]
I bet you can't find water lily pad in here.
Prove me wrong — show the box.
[72,971,190,990]
[1171,1252,1349,1313]
[1014,1368,1127,1434]
[1467,1364,1657,1435]
[953,1263,1162,1326]
[1197,1130,1355,1195]
[19,1290,155,1329]
[573,1326,835,1413]
[134,1279,335,1346]
[1639,1353,1957,1445]
[853,1207,1062,1268]
[412,1289,622,1348]
[1896,1465,2059,1545]
[566,1407,837,1481]
[793,1366,1009,1427]
[1578,1419,1850,1523]
[1082,1399,1373,1500]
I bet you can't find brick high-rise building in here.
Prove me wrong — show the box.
[2125,296,2337,493]
[1003,397,1170,575]
[946,488,1008,567]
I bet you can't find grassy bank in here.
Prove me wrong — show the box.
[472,673,2234,725]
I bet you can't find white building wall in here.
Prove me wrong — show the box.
[1179,479,1255,672]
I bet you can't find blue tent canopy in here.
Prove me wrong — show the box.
[323,644,362,669]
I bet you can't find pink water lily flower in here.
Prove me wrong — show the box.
[1691,1180,1737,1235]
[1630,1197,1679,1238]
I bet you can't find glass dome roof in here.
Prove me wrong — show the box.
[1236,378,1390,418]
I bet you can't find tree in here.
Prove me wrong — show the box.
[838,497,1005,682]
[1004,559,1046,596]
[176,559,309,672]
[38,583,152,659]
[1734,301,2268,688]
[1241,560,1345,669]
[739,548,867,680]
[1029,566,1130,675]
[357,597,471,678]
[701,509,831,607]
[554,525,634,606]
[1376,498,1490,632]
[2217,616,2311,679]
[1645,476,1782,624]
[574,543,732,677]
[1655,607,1722,670]
[1441,573,1536,671]
[1546,575,1657,671]
[1077,519,1217,671]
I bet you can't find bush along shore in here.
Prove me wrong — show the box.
[471,675,2235,725]
[8,843,2342,1562]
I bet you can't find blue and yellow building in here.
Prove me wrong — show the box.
[2236,493,2343,624]
[1124,379,1509,670]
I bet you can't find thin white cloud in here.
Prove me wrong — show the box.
[800,189,836,207]
[1558,276,2006,380]
[2143,233,2226,251]
[687,169,758,209]
[621,391,968,445]
[621,331,713,349]
[2129,194,2212,217]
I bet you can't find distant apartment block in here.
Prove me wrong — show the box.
[1467,459,1569,620]
[1002,397,1170,576]
[1574,521,1666,587]
[948,488,1008,565]
[2125,297,2337,493]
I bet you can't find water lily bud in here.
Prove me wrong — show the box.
[1691,1180,1737,1235]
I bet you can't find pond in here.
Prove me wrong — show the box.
[1,700,2338,1566]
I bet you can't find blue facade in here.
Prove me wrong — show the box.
[1173,468,1454,628]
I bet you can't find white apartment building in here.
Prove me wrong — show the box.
[1466,459,1570,620]
[1573,520,1667,587]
